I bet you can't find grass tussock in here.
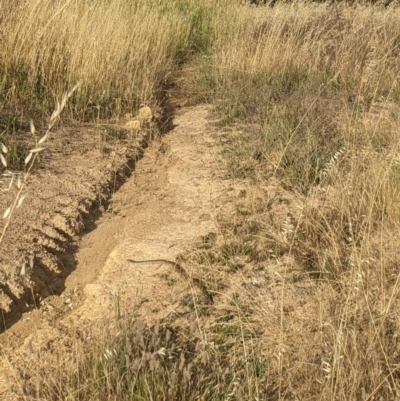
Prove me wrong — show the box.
[14,311,270,400]
[5,1,400,400]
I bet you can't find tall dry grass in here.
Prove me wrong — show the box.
[187,2,400,399]
[0,0,221,120]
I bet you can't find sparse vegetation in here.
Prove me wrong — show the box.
[3,0,400,400]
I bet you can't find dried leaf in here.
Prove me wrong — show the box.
[29,119,35,136]
[24,152,33,165]
[0,153,7,168]
[16,176,21,189]
[0,143,8,154]
[17,192,28,208]
[3,207,11,219]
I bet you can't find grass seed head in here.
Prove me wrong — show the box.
[29,119,35,136]
[24,152,33,165]
[20,262,26,276]
[38,133,49,144]
[0,153,7,168]
[3,207,11,219]
[17,193,28,208]
[29,147,45,154]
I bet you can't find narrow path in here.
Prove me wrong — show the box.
[0,105,228,398]
[66,105,225,323]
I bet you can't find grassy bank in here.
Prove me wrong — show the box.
[5,1,400,400]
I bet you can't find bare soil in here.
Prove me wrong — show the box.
[0,117,157,326]
[0,105,230,398]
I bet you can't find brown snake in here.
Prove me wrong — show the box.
[127,259,214,304]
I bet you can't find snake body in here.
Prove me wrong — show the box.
[127,259,213,304]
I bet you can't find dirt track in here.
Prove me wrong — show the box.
[0,105,228,398]
[0,118,155,326]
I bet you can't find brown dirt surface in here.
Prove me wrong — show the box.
[0,117,156,325]
[0,105,231,398]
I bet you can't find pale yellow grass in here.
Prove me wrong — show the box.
[0,0,225,118]
[188,3,400,399]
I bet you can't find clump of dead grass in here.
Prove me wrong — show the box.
[12,309,272,400]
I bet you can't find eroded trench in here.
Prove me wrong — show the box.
[0,86,178,333]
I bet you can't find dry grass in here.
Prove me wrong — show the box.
[5,1,400,400]
[0,0,225,169]
[185,2,400,399]
[0,0,219,120]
